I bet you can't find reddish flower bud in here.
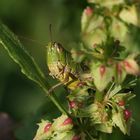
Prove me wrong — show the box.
[85,6,93,16]
[69,101,77,109]
[118,100,125,106]
[62,117,73,125]
[44,123,52,133]
[72,135,81,140]
[123,59,140,75]
[100,65,106,77]
[124,109,131,121]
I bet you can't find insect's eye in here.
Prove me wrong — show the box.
[54,42,63,53]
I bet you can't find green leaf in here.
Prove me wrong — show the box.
[112,93,136,103]
[0,22,47,89]
[119,5,140,27]
[81,10,106,49]
[81,10,104,33]
[88,0,124,8]
[110,17,128,43]
[112,109,127,134]
[108,85,122,99]
[95,123,113,133]
[112,106,132,135]
[82,28,107,50]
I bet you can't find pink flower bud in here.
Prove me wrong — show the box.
[124,109,131,121]
[69,101,77,109]
[72,135,81,140]
[123,59,140,75]
[44,123,52,133]
[118,100,125,106]
[85,6,93,16]
[100,65,106,77]
[62,118,73,125]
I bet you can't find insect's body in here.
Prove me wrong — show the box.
[47,42,80,90]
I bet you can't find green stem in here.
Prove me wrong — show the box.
[95,90,104,102]
[40,82,68,115]
[98,132,106,140]
[49,93,68,115]
[85,131,95,140]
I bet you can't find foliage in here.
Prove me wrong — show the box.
[0,0,140,140]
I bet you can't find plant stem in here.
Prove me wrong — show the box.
[98,132,107,140]
[40,82,68,115]
[95,90,104,102]
[85,131,95,140]
[49,93,68,115]
[99,134,103,140]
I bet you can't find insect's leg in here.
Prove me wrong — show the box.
[48,82,63,94]
[63,72,70,83]
[69,73,77,80]
[62,65,73,83]
[56,61,65,78]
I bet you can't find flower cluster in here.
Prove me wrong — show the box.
[34,115,84,140]
[34,0,140,139]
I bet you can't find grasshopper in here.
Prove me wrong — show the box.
[46,42,82,91]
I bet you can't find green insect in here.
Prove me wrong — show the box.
[46,41,81,90]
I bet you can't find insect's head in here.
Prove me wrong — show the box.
[47,24,64,54]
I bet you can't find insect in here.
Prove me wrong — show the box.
[46,41,81,90]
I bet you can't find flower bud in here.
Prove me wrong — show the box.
[91,63,113,91]
[118,100,125,106]
[33,120,53,140]
[124,109,131,121]
[69,101,77,109]
[62,117,73,126]
[85,6,93,16]
[123,59,140,75]
[52,115,73,132]
[100,65,106,77]
[44,123,52,133]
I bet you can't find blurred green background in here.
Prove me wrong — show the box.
[0,0,140,140]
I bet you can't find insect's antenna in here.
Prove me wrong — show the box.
[18,35,46,46]
[49,24,53,44]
